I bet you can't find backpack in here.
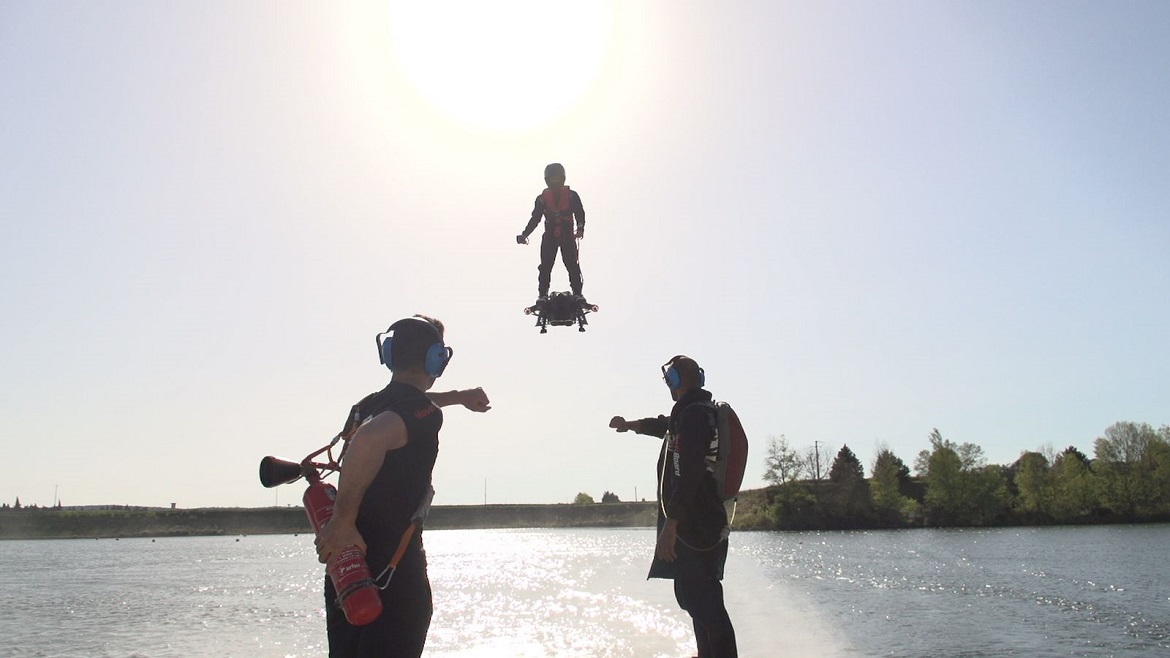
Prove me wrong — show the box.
[704,401,749,502]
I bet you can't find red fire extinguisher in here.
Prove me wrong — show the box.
[302,470,383,626]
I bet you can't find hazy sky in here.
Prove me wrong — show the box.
[2,1,1167,509]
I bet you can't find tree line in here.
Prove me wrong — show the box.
[754,421,1170,529]
[573,491,624,504]
[2,498,64,511]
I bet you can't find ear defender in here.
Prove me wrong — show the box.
[662,361,705,391]
[424,343,454,378]
[663,364,682,391]
[379,335,395,367]
[376,318,453,378]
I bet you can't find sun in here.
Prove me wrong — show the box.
[388,0,611,133]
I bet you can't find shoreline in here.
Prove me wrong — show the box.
[8,484,1164,540]
[0,501,658,540]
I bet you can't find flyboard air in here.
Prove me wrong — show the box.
[524,291,599,333]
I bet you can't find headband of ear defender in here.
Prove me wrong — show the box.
[376,317,453,378]
[661,360,705,391]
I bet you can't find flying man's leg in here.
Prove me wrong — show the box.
[537,231,558,299]
[560,234,583,296]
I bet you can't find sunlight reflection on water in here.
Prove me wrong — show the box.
[0,528,846,657]
[425,528,695,658]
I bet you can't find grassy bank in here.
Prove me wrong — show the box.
[0,501,659,540]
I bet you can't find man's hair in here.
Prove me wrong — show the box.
[544,162,565,179]
[389,315,445,371]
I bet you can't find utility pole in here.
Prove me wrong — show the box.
[814,441,822,481]
[812,441,823,507]
[484,478,487,505]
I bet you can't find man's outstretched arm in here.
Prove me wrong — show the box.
[428,388,491,412]
[609,415,668,438]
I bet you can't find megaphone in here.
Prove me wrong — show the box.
[259,456,305,488]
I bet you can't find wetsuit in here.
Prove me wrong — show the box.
[326,381,443,658]
[519,187,585,297]
[631,388,738,658]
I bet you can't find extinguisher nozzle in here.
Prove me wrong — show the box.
[259,456,304,488]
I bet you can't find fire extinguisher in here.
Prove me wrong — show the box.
[302,470,383,626]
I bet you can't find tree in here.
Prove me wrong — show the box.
[829,445,865,482]
[918,429,1007,525]
[966,465,1010,525]
[1093,422,1164,516]
[1013,451,1052,516]
[802,445,824,482]
[914,429,940,476]
[14,497,20,510]
[1050,446,1098,519]
[915,428,985,475]
[573,492,595,505]
[825,444,870,525]
[763,435,803,485]
[922,441,964,523]
[600,491,620,503]
[765,481,819,530]
[1094,421,1156,463]
[1149,436,1170,516]
[1061,445,1091,466]
[871,448,915,522]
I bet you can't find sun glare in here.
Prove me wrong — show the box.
[388,0,611,133]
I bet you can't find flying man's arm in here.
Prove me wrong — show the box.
[519,196,544,239]
[571,190,585,232]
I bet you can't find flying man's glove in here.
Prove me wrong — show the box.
[575,228,584,240]
[516,234,528,245]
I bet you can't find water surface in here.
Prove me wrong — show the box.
[1,525,1165,657]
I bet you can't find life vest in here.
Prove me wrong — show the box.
[658,400,749,509]
[710,401,748,502]
[541,186,573,237]
[693,400,749,502]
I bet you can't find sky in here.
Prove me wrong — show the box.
[2,1,1167,509]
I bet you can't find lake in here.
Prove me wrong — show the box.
[0,524,1166,657]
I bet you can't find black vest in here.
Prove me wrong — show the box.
[344,381,442,574]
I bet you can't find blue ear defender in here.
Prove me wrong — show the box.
[663,364,681,390]
[377,318,453,378]
[662,360,705,391]
[423,342,454,378]
[379,336,395,368]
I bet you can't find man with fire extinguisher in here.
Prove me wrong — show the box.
[315,315,490,658]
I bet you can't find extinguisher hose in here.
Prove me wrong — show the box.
[373,522,418,589]
[336,578,376,606]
